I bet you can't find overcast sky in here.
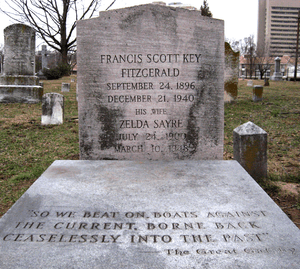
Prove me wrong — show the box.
[0,0,258,49]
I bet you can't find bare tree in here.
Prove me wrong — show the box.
[0,0,101,65]
[254,56,272,80]
[240,35,256,79]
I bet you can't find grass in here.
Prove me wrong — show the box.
[0,77,299,216]
[0,76,79,215]
[224,79,300,183]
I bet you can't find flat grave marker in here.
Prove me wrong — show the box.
[0,160,299,268]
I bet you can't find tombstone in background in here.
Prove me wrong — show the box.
[264,77,269,86]
[224,42,239,103]
[233,121,267,180]
[41,93,64,125]
[253,85,264,102]
[61,83,70,92]
[77,4,224,161]
[0,24,43,103]
[271,57,283,81]
[247,80,253,86]
[42,93,64,125]
[41,45,48,70]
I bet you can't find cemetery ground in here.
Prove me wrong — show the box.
[0,77,299,228]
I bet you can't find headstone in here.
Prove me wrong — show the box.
[61,83,70,92]
[271,57,282,81]
[233,121,267,180]
[252,85,263,102]
[264,78,269,86]
[77,4,224,161]
[0,160,299,268]
[224,42,239,103]
[247,80,253,87]
[0,24,43,103]
[41,45,48,70]
[41,93,64,125]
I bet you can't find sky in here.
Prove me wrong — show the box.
[0,0,258,49]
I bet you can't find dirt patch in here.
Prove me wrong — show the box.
[268,182,300,229]
[273,181,300,196]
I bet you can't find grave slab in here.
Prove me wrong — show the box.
[0,160,299,268]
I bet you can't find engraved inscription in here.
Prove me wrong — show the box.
[2,208,298,257]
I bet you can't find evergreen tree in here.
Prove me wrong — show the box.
[200,0,212,17]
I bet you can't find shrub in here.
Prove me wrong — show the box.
[43,63,71,80]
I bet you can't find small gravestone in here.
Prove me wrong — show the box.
[264,78,269,86]
[41,93,64,125]
[224,42,239,103]
[61,83,70,92]
[253,85,263,102]
[247,80,253,87]
[233,121,267,180]
[0,24,43,103]
[77,4,224,161]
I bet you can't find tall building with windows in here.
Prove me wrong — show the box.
[257,0,300,57]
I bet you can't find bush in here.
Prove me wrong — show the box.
[43,63,71,80]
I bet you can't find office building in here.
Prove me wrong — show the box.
[257,0,300,57]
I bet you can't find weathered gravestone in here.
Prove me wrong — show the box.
[41,93,64,125]
[253,85,264,102]
[247,80,253,87]
[0,24,43,103]
[233,121,268,180]
[0,5,299,269]
[224,42,239,103]
[61,83,70,92]
[77,4,224,161]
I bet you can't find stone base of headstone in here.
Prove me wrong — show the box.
[41,93,64,125]
[252,85,263,102]
[0,160,299,268]
[233,121,267,180]
[270,73,283,81]
[0,75,43,103]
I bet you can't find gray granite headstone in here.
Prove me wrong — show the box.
[0,160,299,268]
[77,4,224,161]
[41,93,64,125]
[0,24,43,103]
